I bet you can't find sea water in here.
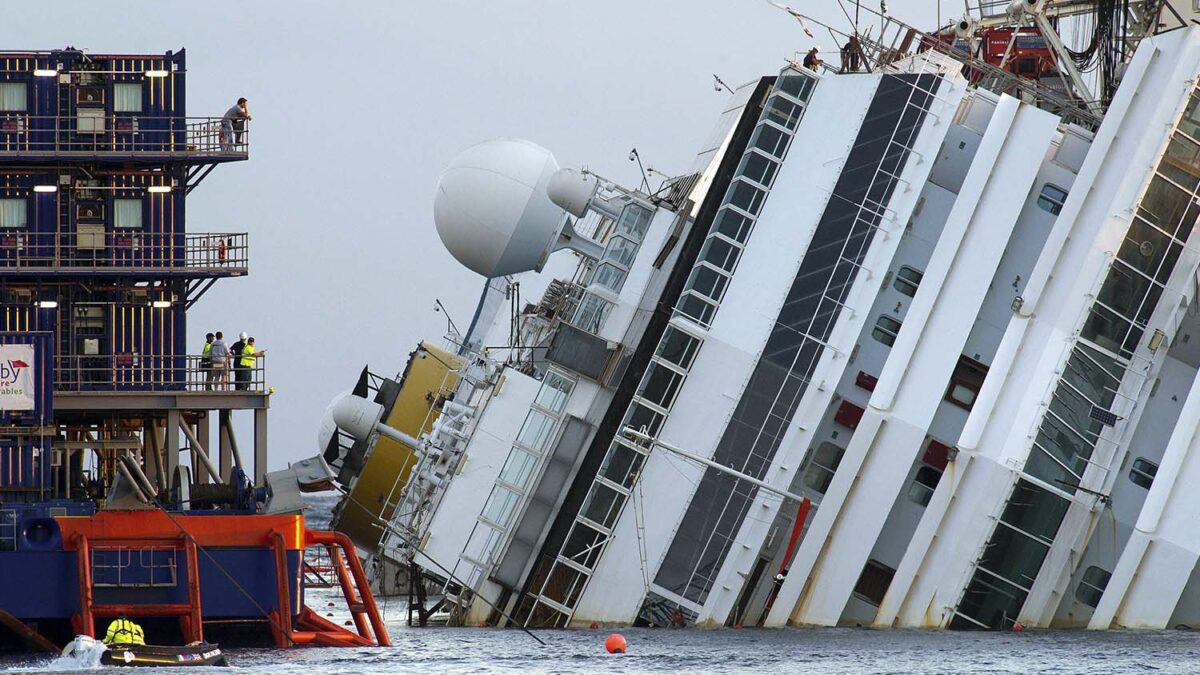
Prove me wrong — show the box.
[7,619,1200,674]
[6,497,1196,673]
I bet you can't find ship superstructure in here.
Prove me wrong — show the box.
[0,48,387,651]
[326,6,1200,632]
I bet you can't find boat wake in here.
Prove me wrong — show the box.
[30,635,108,671]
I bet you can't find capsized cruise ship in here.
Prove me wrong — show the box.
[324,2,1200,630]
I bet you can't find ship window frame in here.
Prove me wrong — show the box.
[907,465,942,507]
[893,265,923,297]
[684,262,731,304]
[1037,183,1068,216]
[735,148,780,190]
[113,82,143,113]
[1128,456,1158,489]
[698,233,742,274]
[592,261,629,293]
[1074,565,1111,608]
[871,315,902,347]
[0,82,26,112]
[713,209,755,243]
[749,120,792,159]
[114,198,143,230]
[676,290,719,327]
[574,292,614,333]
[852,558,896,607]
[655,326,702,372]
[0,197,28,229]
[724,178,767,217]
[802,441,844,494]
[945,355,988,411]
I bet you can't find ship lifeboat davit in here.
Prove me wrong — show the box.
[433,138,568,278]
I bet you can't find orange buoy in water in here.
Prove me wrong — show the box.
[605,633,627,654]
[1013,622,1023,633]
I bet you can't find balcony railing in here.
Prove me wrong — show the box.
[0,115,249,158]
[0,232,248,275]
[54,353,266,393]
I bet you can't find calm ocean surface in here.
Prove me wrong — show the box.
[8,619,1200,674]
[7,497,1195,673]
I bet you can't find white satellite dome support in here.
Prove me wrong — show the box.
[330,394,421,449]
[435,138,609,278]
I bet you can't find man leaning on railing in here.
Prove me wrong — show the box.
[220,97,251,151]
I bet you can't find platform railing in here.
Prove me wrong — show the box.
[54,353,266,393]
[0,114,249,156]
[0,232,248,273]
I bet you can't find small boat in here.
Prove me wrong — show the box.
[101,642,227,667]
[63,635,227,667]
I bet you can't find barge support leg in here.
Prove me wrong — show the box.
[74,533,95,638]
[0,609,59,654]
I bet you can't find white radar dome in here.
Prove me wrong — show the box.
[317,388,353,453]
[547,168,599,218]
[434,138,568,278]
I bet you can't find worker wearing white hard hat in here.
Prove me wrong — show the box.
[231,332,251,391]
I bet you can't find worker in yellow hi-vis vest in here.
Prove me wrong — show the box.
[236,336,267,392]
[103,615,145,646]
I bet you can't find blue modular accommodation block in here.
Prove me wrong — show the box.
[0,49,190,161]
[0,331,52,425]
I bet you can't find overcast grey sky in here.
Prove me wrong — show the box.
[22,0,939,468]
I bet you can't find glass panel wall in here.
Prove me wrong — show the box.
[655,73,942,606]
[953,85,1200,629]
[523,66,821,627]
[453,369,576,594]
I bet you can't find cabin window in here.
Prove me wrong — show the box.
[637,362,684,411]
[1075,565,1112,608]
[945,356,988,411]
[516,410,556,453]
[700,235,741,273]
[113,83,142,113]
[1037,184,1068,215]
[574,292,613,333]
[0,198,27,228]
[853,559,896,606]
[726,179,766,216]
[872,315,902,347]
[803,442,844,494]
[1128,457,1158,489]
[908,465,942,507]
[0,82,26,111]
[750,123,789,159]
[737,150,780,188]
[114,198,142,229]
[593,262,628,293]
[535,370,574,413]
[893,266,923,297]
[656,327,701,371]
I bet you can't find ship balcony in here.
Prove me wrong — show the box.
[0,232,248,277]
[0,115,249,164]
[54,353,267,394]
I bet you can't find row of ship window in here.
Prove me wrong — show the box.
[0,197,146,229]
[850,558,1112,610]
[1,81,147,112]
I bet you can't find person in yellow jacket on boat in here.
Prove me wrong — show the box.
[103,616,145,646]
